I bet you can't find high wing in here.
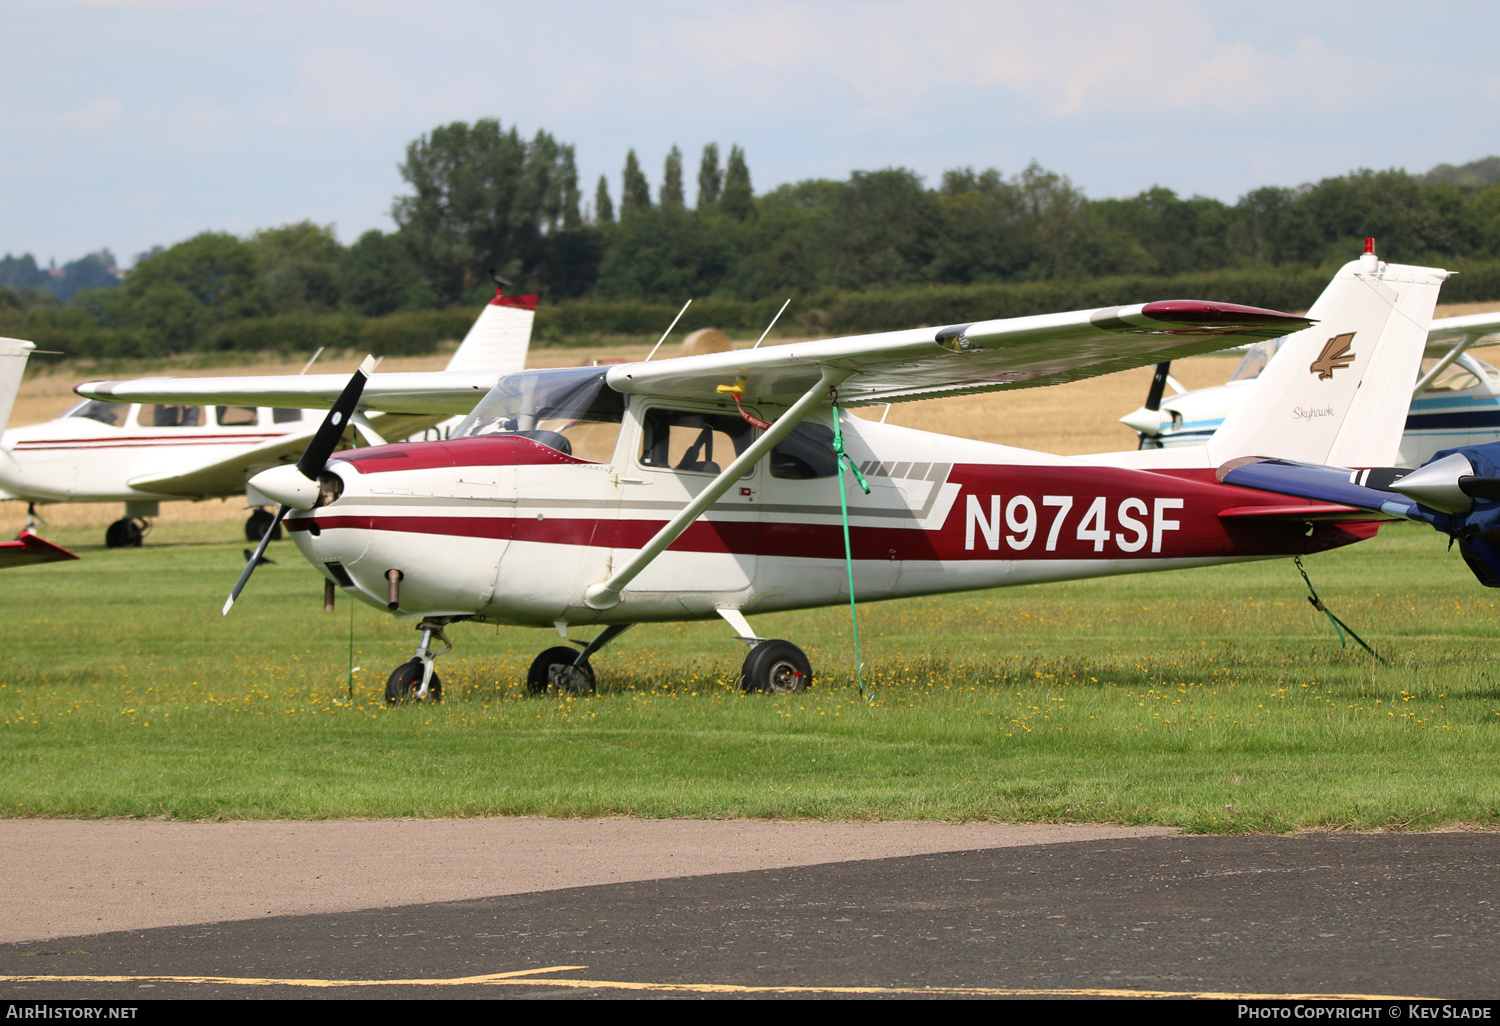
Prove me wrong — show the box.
[75,370,501,418]
[75,301,1311,415]
[607,301,1312,407]
[1426,310,1500,347]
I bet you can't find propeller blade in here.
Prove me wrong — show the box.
[1144,362,1171,412]
[296,357,374,481]
[223,504,288,615]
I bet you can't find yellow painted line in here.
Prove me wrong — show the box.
[0,970,1434,999]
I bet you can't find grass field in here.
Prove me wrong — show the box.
[1,517,1496,831]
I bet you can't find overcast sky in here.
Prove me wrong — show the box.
[4,0,1498,267]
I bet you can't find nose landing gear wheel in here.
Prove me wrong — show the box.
[385,658,442,704]
[740,639,813,693]
[527,646,596,695]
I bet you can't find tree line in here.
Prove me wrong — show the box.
[4,116,1500,358]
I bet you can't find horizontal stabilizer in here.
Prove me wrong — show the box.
[0,531,78,568]
[1218,458,1419,519]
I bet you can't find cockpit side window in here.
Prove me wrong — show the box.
[151,404,203,427]
[770,422,837,479]
[453,367,625,462]
[1228,338,1284,383]
[217,406,259,426]
[63,399,128,427]
[639,409,754,475]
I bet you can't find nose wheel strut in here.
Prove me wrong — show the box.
[385,618,453,704]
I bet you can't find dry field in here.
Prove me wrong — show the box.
[7,299,1499,536]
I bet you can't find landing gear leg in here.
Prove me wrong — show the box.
[24,503,45,532]
[385,618,453,704]
[527,623,633,695]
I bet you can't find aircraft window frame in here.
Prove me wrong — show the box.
[1419,356,1483,394]
[150,404,204,428]
[769,421,838,480]
[216,405,260,427]
[637,405,757,478]
[1228,338,1284,383]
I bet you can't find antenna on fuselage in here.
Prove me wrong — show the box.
[644,299,693,362]
[751,298,791,349]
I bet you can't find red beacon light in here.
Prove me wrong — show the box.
[1360,237,1379,273]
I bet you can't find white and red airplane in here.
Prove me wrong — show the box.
[75,246,1445,700]
[0,288,538,547]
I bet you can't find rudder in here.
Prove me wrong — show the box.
[1206,249,1448,470]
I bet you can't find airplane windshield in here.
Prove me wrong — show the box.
[62,399,128,426]
[453,366,625,462]
[1228,338,1284,382]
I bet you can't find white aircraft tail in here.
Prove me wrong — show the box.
[0,338,35,436]
[443,290,536,374]
[1205,250,1449,469]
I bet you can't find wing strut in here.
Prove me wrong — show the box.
[583,366,851,610]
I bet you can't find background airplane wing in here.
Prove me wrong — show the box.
[75,370,503,417]
[607,301,1313,406]
[125,411,449,497]
[1427,310,1500,346]
[0,531,78,568]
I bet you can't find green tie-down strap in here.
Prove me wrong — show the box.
[829,389,870,696]
[1295,556,1388,665]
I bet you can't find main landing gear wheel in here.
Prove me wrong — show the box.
[104,517,145,548]
[385,658,442,704]
[528,646,597,695]
[740,639,813,694]
[245,507,283,542]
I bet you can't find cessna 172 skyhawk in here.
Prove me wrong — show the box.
[0,288,537,546]
[76,246,1445,700]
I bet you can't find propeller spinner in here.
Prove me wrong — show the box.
[222,356,375,615]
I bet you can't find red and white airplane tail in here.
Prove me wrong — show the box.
[442,290,537,375]
[0,338,34,438]
[1203,244,1448,470]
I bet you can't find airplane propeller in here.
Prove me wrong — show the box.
[222,357,375,615]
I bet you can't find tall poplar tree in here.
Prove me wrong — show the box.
[661,145,685,208]
[697,143,722,209]
[595,174,615,224]
[621,150,652,217]
[721,144,754,221]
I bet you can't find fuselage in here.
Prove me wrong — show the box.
[286,395,1377,629]
[0,399,311,503]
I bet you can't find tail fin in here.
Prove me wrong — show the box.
[0,338,35,436]
[1206,251,1448,469]
[443,289,537,374]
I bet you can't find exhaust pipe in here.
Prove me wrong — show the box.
[324,578,336,613]
[386,569,403,611]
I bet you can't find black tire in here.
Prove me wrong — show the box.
[385,658,442,704]
[245,508,283,542]
[527,646,596,695]
[104,518,144,549]
[741,640,813,693]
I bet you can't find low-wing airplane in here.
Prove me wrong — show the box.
[0,287,538,547]
[76,245,1446,701]
[1121,252,1500,467]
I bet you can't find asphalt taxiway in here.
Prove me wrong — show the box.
[1,825,1494,999]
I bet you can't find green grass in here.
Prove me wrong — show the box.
[2,519,1498,831]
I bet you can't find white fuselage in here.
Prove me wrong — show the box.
[286,398,1366,629]
[0,401,312,503]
